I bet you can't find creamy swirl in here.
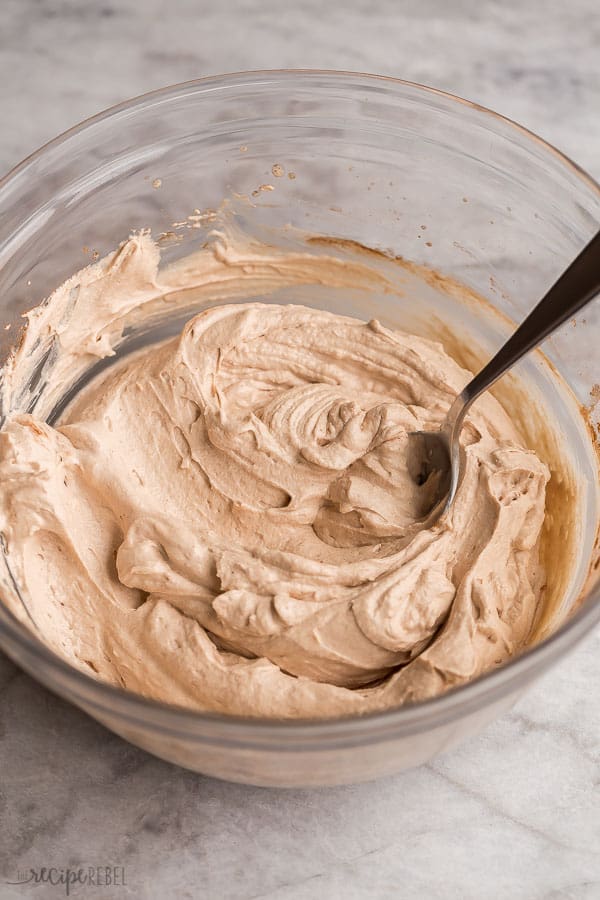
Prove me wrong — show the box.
[0,251,550,716]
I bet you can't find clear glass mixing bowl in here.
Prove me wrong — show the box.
[0,71,599,787]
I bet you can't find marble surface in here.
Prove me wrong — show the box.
[1,1,599,897]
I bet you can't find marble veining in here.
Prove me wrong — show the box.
[0,0,599,897]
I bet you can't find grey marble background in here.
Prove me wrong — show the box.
[1,1,599,898]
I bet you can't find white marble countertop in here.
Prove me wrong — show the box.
[1,1,599,898]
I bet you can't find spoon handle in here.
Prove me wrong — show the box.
[462,228,600,410]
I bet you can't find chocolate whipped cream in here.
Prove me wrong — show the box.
[0,227,553,718]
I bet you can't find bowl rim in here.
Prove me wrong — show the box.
[1,68,599,744]
[3,67,600,197]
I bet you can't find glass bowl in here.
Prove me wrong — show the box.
[0,70,599,787]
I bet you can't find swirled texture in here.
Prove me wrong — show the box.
[0,297,549,717]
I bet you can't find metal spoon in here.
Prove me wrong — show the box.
[409,228,600,528]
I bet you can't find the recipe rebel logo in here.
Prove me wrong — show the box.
[5,866,127,895]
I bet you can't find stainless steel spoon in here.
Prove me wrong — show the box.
[409,228,600,528]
